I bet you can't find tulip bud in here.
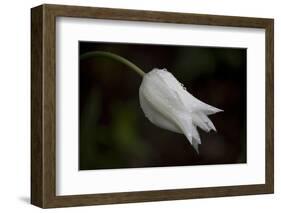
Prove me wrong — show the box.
[139,68,223,153]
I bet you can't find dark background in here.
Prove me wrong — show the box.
[79,41,247,170]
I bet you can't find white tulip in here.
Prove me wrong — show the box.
[80,51,223,154]
[139,68,223,153]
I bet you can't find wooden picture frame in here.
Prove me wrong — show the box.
[31,4,274,208]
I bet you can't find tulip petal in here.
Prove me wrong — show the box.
[196,101,224,115]
[192,141,199,154]
[175,115,193,144]
[191,125,201,144]
[139,88,181,134]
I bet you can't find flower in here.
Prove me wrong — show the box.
[80,51,223,154]
[139,68,223,153]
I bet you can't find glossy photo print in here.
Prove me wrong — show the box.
[79,41,247,170]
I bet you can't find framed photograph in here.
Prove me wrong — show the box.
[31,4,274,208]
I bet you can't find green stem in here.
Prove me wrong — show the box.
[80,51,146,77]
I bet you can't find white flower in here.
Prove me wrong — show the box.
[139,68,223,153]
